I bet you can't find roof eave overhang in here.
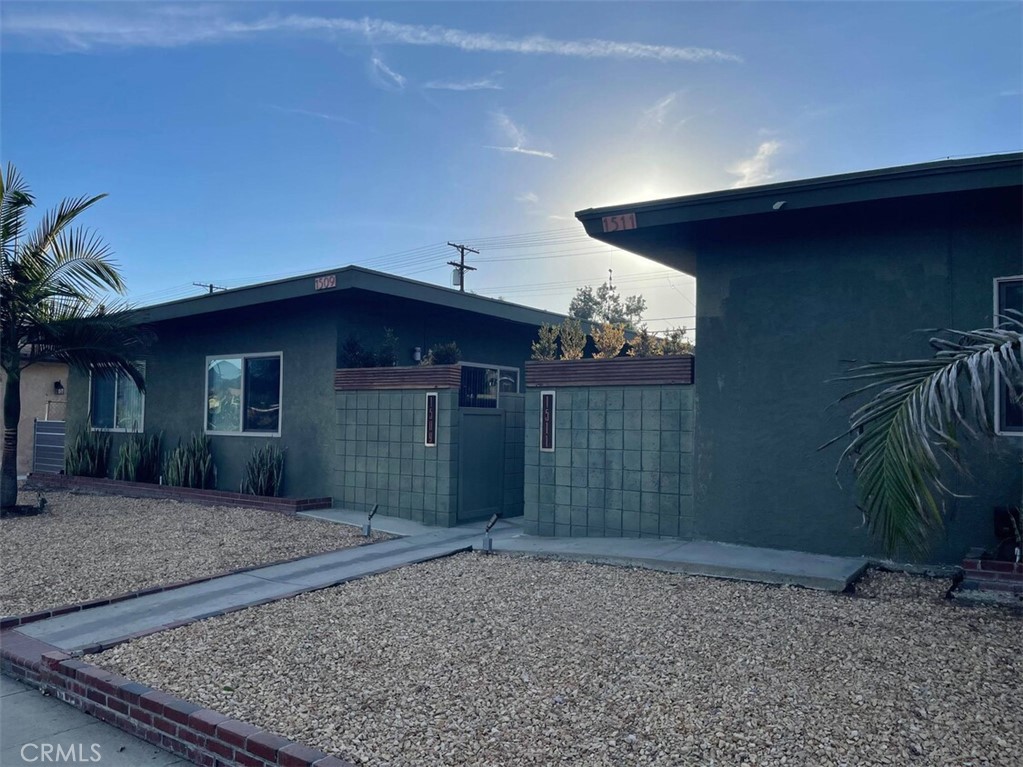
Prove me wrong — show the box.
[574,152,1023,274]
[129,265,567,328]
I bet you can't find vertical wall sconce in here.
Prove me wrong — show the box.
[425,392,438,447]
[540,390,556,452]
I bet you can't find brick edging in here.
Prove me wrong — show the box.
[960,555,1023,595]
[1,538,386,632]
[24,474,332,514]
[1,629,353,767]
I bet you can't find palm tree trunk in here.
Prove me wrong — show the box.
[1,369,21,508]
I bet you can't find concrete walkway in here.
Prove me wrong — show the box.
[17,528,478,653]
[304,508,868,591]
[1,675,190,766]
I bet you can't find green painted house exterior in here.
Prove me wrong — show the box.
[65,267,564,502]
[577,153,1023,563]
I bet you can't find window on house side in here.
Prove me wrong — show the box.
[206,353,282,435]
[89,364,145,431]
[996,276,1022,436]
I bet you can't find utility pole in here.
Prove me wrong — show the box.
[193,282,226,294]
[447,242,478,292]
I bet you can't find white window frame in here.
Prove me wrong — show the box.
[204,352,283,438]
[459,361,520,408]
[88,363,146,433]
[994,275,1023,437]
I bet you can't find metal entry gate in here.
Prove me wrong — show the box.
[33,419,66,474]
[457,409,506,523]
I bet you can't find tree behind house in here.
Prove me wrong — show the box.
[568,279,647,330]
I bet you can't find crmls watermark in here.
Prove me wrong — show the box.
[19,743,102,763]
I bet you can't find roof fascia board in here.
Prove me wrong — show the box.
[576,152,1023,232]
[131,265,566,328]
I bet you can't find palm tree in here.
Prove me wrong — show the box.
[823,320,1023,557]
[1,163,148,509]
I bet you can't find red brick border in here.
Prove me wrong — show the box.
[24,474,332,514]
[961,550,1023,595]
[1,629,353,767]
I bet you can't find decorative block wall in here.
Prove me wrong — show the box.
[524,385,695,538]
[501,394,526,518]
[335,389,460,526]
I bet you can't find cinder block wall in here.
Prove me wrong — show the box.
[335,389,460,526]
[501,394,525,518]
[524,385,695,537]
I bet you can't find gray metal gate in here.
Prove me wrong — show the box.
[457,409,506,523]
[33,419,66,474]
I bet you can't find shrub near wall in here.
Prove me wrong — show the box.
[524,356,695,538]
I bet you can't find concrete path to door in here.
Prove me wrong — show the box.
[15,529,479,654]
[14,512,866,656]
[302,509,869,592]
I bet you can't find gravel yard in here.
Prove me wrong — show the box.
[96,554,1022,767]
[0,491,385,616]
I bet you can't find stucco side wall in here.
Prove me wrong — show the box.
[332,291,543,383]
[1,362,68,475]
[692,188,1023,562]
[67,295,338,498]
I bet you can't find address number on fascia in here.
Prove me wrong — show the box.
[601,213,637,233]
[314,274,337,290]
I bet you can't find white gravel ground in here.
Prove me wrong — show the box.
[0,491,386,616]
[96,554,1022,767]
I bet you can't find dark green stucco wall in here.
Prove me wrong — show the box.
[690,188,1022,562]
[68,295,338,498]
[66,289,543,501]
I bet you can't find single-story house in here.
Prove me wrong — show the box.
[65,266,567,519]
[575,152,1022,562]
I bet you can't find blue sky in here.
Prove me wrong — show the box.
[2,1,1021,333]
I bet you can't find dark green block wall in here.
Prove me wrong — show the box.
[690,189,1023,562]
[524,385,695,538]
[335,388,460,525]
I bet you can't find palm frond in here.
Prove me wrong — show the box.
[1,162,34,266]
[27,304,151,392]
[21,193,108,271]
[823,320,1023,557]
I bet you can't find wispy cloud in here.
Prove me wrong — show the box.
[425,77,502,91]
[371,56,406,90]
[516,192,540,205]
[3,8,742,64]
[640,91,680,128]
[729,140,782,188]
[486,112,556,160]
[639,90,693,131]
[266,104,357,125]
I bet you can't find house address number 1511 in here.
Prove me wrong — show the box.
[601,213,637,233]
